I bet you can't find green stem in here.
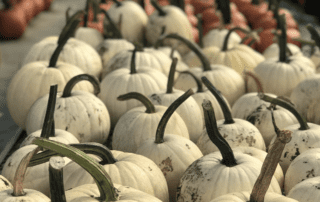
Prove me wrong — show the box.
[112,0,122,7]
[273,0,280,30]
[155,33,212,71]
[100,9,123,39]
[222,27,251,51]
[252,0,260,5]
[49,157,67,202]
[202,99,237,167]
[170,0,185,12]
[40,85,58,139]
[306,24,320,49]
[29,142,118,167]
[130,47,139,74]
[12,147,41,196]
[31,138,119,201]
[84,0,90,27]
[196,14,204,48]
[278,14,288,63]
[3,0,10,9]
[91,0,99,22]
[65,7,71,24]
[179,71,204,93]
[49,11,83,68]
[61,74,100,97]
[259,94,310,130]
[155,89,194,143]
[151,0,166,16]
[216,0,231,25]
[118,92,156,113]
[201,76,234,124]
[167,58,178,94]
[249,109,292,202]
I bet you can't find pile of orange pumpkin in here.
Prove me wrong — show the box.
[0,0,54,40]
[2,0,320,201]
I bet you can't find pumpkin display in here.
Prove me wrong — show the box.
[284,148,320,195]
[136,89,203,202]
[99,48,168,128]
[26,74,111,144]
[156,33,245,106]
[6,17,94,130]
[147,58,203,143]
[112,91,189,153]
[261,94,320,174]
[196,77,266,155]
[107,0,148,44]
[145,0,194,56]
[0,147,50,202]
[247,15,315,96]
[287,176,320,202]
[176,99,281,202]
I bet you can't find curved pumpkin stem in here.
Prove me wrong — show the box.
[155,89,194,144]
[250,109,292,202]
[167,58,178,94]
[202,99,237,167]
[196,14,204,48]
[155,33,212,71]
[118,92,156,113]
[151,0,166,16]
[29,142,118,167]
[259,94,310,130]
[61,74,100,97]
[243,70,264,94]
[12,147,41,196]
[112,0,122,7]
[49,11,83,68]
[202,76,234,124]
[178,71,204,93]
[222,27,251,51]
[306,24,320,49]
[32,138,119,201]
[100,9,123,39]
[216,0,231,25]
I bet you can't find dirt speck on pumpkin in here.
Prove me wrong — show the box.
[150,94,162,104]
[245,136,256,146]
[159,157,173,177]
[186,144,190,149]
[306,169,315,178]
[1,178,10,187]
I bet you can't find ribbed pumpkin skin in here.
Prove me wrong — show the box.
[112,105,189,153]
[284,148,320,195]
[176,152,281,202]
[26,91,111,143]
[22,36,103,77]
[63,150,169,202]
[99,68,167,128]
[196,119,266,155]
[247,56,315,97]
[65,183,163,202]
[6,61,93,130]
[0,189,50,202]
[136,134,203,202]
[209,191,298,202]
[173,65,245,106]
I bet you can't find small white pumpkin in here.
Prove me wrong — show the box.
[74,27,104,49]
[287,176,320,202]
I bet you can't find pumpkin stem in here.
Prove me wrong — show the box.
[91,0,99,22]
[32,138,119,201]
[29,142,118,167]
[306,24,320,49]
[222,27,251,51]
[178,71,204,93]
[117,92,156,114]
[112,0,122,7]
[278,14,288,63]
[259,94,310,130]
[202,99,237,167]
[49,11,83,68]
[252,0,260,5]
[167,58,178,94]
[65,7,71,24]
[196,14,204,48]
[61,74,100,98]
[40,85,58,140]
[2,0,11,9]
[155,89,194,144]
[49,157,67,202]
[12,147,41,196]
[155,33,212,71]
[100,9,123,39]
[216,0,231,25]
[130,47,139,74]
[243,70,264,94]
[202,76,234,124]
[84,0,90,27]
[170,0,185,11]
[151,0,166,16]
[249,109,292,202]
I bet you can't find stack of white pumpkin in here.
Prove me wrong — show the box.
[3,0,320,201]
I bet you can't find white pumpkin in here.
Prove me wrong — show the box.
[287,176,320,202]
[74,27,104,49]
[263,43,303,59]
[202,28,242,49]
